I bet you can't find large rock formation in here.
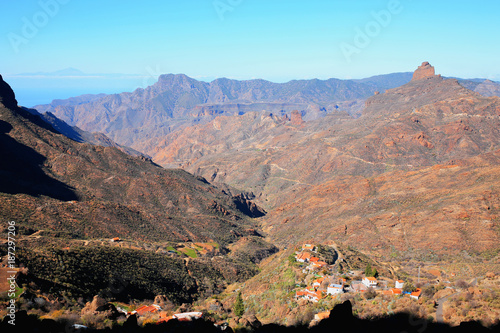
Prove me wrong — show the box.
[412,61,436,81]
[290,110,305,126]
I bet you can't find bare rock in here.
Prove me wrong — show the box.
[81,295,119,318]
[240,314,262,329]
[290,110,305,126]
[412,61,436,81]
[154,295,169,305]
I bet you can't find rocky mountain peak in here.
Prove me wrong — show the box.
[412,61,436,81]
[0,74,18,109]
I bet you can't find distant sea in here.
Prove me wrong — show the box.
[4,76,151,108]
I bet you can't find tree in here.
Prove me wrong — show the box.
[233,291,244,317]
[403,281,416,293]
[364,263,378,277]
[365,263,372,277]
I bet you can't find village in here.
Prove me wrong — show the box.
[293,244,422,304]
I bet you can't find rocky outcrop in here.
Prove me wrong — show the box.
[0,75,18,109]
[81,295,119,318]
[412,61,436,81]
[290,110,305,126]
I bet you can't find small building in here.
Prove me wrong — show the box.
[395,280,405,289]
[351,281,368,292]
[302,244,316,251]
[362,277,378,288]
[173,312,203,321]
[384,288,402,296]
[296,252,311,263]
[312,277,325,288]
[311,261,328,269]
[310,257,320,262]
[134,304,161,316]
[112,237,121,242]
[327,284,344,295]
[410,288,422,300]
[296,289,323,302]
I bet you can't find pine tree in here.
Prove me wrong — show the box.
[365,263,373,277]
[234,291,245,317]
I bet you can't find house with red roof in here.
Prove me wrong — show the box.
[362,277,378,288]
[312,277,325,288]
[410,288,422,300]
[133,304,161,316]
[296,289,323,302]
[296,252,311,263]
[383,288,402,296]
[311,261,328,269]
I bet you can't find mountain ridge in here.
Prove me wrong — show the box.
[148,63,500,258]
[34,72,415,153]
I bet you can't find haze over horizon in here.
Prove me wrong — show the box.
[2,0,499,106]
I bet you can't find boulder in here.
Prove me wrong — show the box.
[81,295,119,319]
[240,314,262,329]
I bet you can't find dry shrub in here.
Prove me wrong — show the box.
[81,313,111,329]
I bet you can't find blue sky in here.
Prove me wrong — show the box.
[1,0,499,105]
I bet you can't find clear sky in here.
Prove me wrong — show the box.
[1,0,499,105]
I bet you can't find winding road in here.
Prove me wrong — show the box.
[436,278,478,323]
[436,291,459,324]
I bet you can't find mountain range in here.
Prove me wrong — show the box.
[2,62,500,327]
[140,63,500,258]
[15,65,500,259]
[33,72,416,153]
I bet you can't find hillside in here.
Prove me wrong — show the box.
[149,63,500,258]
[0,74,269,244]
[0,74,275,302]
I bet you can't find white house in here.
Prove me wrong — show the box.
[362,277,377,288]
[327,283,344,295]
[395,280,405,289]
[173,312,203,320]
[312,277,325,288]
[410,288,422,300]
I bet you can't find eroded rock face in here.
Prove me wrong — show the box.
[290,110,305,126]
[412,61,436,81]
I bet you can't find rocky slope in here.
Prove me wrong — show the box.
[149,63,500,258]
